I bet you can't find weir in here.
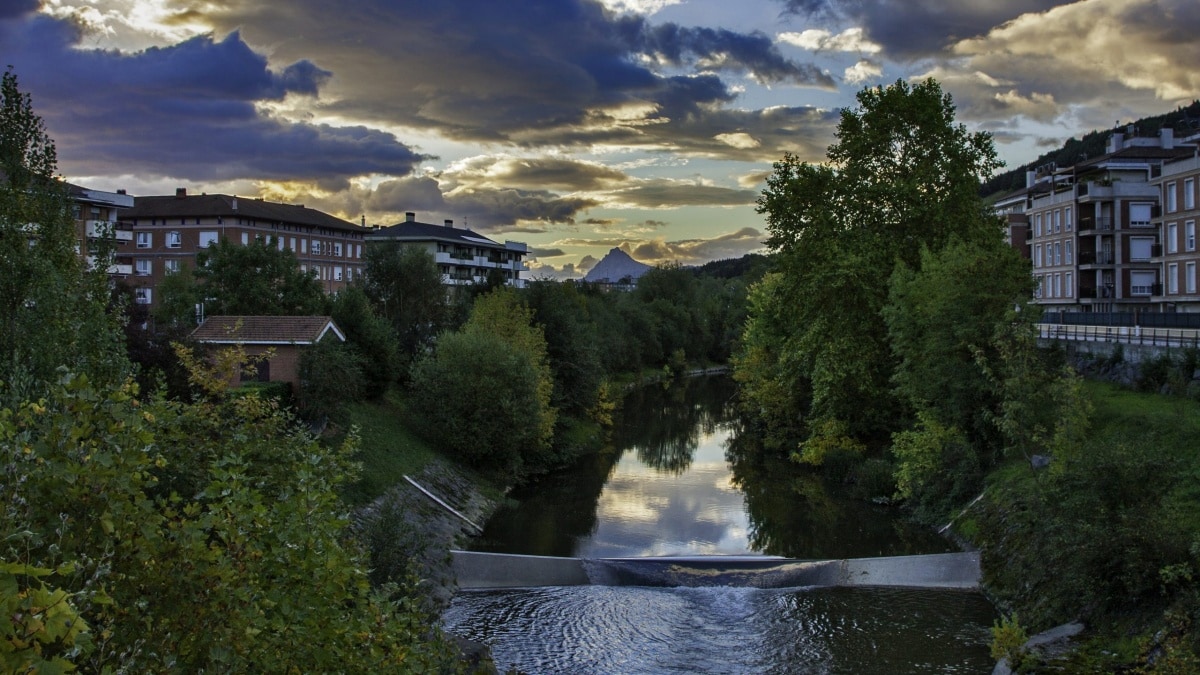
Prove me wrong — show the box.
[452,550,980,590]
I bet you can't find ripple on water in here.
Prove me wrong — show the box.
[442,585,996,675]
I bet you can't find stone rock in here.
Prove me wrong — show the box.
[1030,454,1052,470]
[992,622,1086,675]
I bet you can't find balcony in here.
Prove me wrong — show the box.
[1151,244,1163,258]
[85,220,133,241]
[1077,216,1114,232]
[1130,283,1162,297]
[1078,251,1115,265]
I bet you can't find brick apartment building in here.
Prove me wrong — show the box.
[119,189,369,307]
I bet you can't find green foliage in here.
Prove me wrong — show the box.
[744,78,1003,444]
[1,365,463,672]
[522,279,603,416]
[297,338,364,423]
[192,237,327,316]
[885,236,1034,453]
[0,68,129,401]
[891,413,982,522]
[793,418,865,477]
[330,285,400,398]
[409,330,546,479]
[990,614,1030,666]
[362,243,447,363]
[1,559,92,673]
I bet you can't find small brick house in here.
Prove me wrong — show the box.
[190,315,346,392]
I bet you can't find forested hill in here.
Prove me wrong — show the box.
[981,100,1200,198]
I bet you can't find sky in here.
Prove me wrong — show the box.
[3,0,1199,278]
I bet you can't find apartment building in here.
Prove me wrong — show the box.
[366,212,529,288]
[1153,153,1200,312]
[68,182,135,277]
[1006,127,1197,312]
[120,189,369,307]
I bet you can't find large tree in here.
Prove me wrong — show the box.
[741,78,1003,443]
[361,243,447,362]
[192,237,326,316]
[0,68,128,400]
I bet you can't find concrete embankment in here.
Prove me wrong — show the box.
[452,550,981,590]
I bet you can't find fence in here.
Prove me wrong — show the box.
[1038,323,1200,349]
[1040,311,1200,329]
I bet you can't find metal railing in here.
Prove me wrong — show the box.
[1039,323,1200,349]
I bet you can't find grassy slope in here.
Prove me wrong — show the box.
[959,381,1200,670]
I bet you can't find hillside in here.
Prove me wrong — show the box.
[981,100,1200,198]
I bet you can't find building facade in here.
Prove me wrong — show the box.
[120,189,369,307]
[1152,154,1200,312]
[1004,127,1199,314]
[366,212,529,288]
[68,183,135,278]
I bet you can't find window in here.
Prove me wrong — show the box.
[1064,272,1073,298]
[1168,223,1178,254]
[1065,241,1073,264]
[1033,244,1042,268]
[1129,237,1154,261]
[1129,203,1153,227]
[1187,221,1196,252]
[1065,207,1073,231]
[167,231,181,248]
[1131,271,1156,296]
[1167,182,1178,212]
[1054,274,1061,298]
[312,239,321,254]
[242,232,250,245]
[301,239,308,254]
[277,237,285,251]
[135,259,152,276]
[1186,178,1195,210]
[334,242,343,257]
[1054,242,1062,266]
[356,244,362,259]
[1168,263,1179,294]
[1188,262,1197,294]
[1035,214,1042,237]
[136,231,152,248]
[290,237,297,251]
[334,266,343,281]
[1034,275,1043,298]
[134,288,152,305]
[199,231,219,248]
[1053,210,1061,233]
[165,259,181,274]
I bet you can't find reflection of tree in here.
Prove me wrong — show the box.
[725,426,953,559]
[615,376,737,475]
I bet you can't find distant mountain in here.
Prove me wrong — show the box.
[981,100,1200,198]
[584,247,652,283]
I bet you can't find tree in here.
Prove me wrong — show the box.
[362,243,447,363]
[191,237,326,316]
[329,285,400,398]
[744,78,1003,443]
[0,68,128,400]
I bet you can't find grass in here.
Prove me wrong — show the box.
[334,390,445,507]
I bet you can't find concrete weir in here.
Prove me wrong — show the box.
[452,550,981,591]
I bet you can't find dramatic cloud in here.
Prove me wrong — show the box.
[843,59,882,85]
[553,226,764,265]
[606,180,758,209]
[775,0,1075,58]
[777,27,880,53]
[0,15,429,187]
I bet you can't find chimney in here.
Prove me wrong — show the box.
[1161,127,1175,149]
[175,187,187,198]
[231,196,238,211]
[405,212,416,222]
[361,215,366,227]
[117,189,126,195]
[444,219,454,228]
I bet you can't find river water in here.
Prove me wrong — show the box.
[442,376,998,674]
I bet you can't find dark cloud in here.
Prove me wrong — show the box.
[556,226,765,264]
[531,247,568,258]
[448,156,629,192]
[609,181,758,208]
[776,0,1074,58]
[0,16,428,185]
[179,0,833,156]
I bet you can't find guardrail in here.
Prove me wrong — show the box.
[1039,323,1200,349]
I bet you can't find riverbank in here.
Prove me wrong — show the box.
[955,379,1200,671]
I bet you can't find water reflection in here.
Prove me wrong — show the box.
[470,375,951,560]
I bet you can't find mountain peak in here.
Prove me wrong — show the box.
[584,247,652,283]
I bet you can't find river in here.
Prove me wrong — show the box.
[442,376,998,674]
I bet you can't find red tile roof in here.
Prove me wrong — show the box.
[190,316,345,344]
